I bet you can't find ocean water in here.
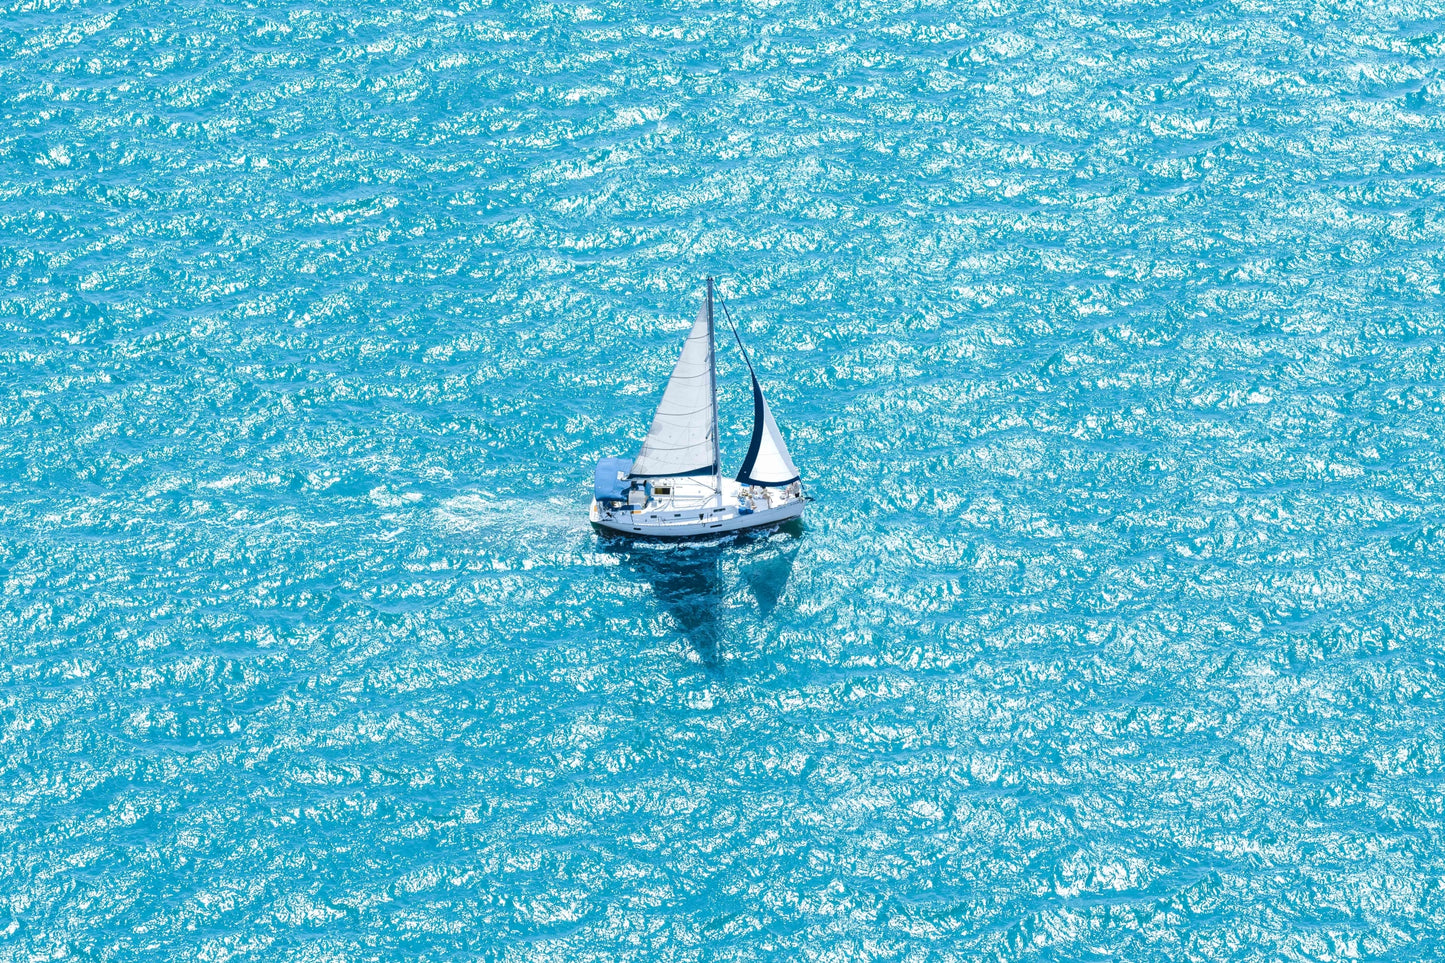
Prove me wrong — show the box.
[3,0,1444,959]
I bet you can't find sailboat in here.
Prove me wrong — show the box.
[590,278,806,538]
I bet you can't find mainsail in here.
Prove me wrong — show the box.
[630,295,719,478]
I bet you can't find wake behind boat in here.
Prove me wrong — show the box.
[590,279,806,538]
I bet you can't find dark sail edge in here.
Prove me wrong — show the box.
[734,373,768,485]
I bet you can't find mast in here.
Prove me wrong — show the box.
[707,276,721,503]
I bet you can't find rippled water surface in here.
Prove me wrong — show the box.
[4,0,1445,959]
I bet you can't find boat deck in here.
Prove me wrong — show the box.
[590,478,804,538]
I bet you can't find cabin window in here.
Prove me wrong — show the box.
[654,486,671,495]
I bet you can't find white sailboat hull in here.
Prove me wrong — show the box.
[591,498,804,538]
[592,280,808,538]
[590,478,805,539]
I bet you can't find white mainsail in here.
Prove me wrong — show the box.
[630,296,718,478]
[736,373,800,486]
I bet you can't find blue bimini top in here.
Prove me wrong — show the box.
[594,457,634,502]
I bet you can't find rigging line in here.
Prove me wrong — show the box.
[715,290,760,382]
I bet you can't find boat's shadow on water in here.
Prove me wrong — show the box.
[598,520,804,668]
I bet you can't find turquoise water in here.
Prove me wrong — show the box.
[3,0,1444,959]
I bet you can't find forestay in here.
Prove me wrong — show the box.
[630,298,718,478]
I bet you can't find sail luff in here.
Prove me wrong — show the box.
[737,372,767,479]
